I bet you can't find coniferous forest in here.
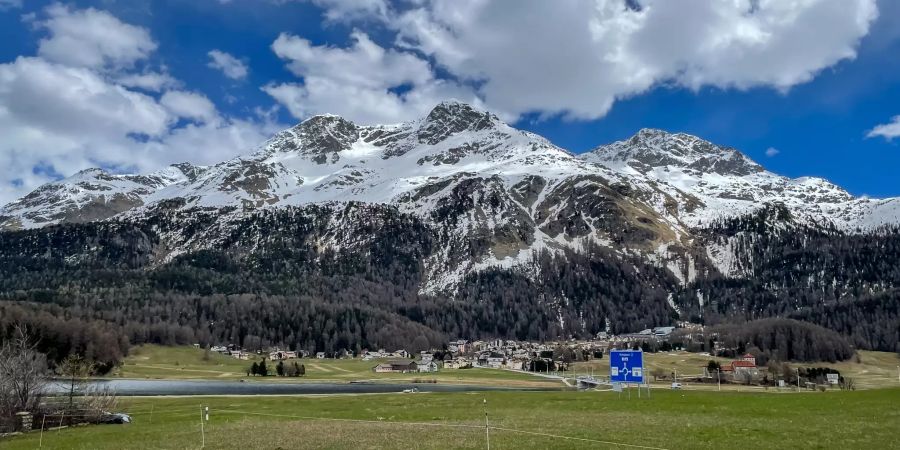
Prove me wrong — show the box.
[0,203,898,371]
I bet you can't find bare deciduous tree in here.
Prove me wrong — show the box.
[0,325,48,416]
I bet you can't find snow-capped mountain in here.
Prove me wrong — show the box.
[584,128,900,231]
[3,101,900,348]
[0,163,207,229]
[2,101,898,292]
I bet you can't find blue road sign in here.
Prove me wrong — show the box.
[610,350,644,383]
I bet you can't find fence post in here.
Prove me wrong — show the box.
[483,398,490,450]
[200,405,205,448]
[39,415,46,449]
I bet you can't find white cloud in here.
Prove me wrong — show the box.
[379,0,878,120]
[310,0,389,22]
[272,31,432,89]
[0,57,171,138]
[263,0,878,125]
[207,50,249,80]
[0,0,22,10]
[136,117,281,171]
[0,6,282,205]
[116,71,180,92]
[265,0,389,21]
[264,31,480,124]
[161,90,219,124]
[36,4,157,71]
[765,147,780,157]
[867,116,900,140]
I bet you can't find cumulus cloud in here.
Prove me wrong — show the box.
[866,116,900,140]
[35,4,158,71]
[160,90,219,124]
[0,6,280,205]
[765,147,780,157]
[299,0,878,121]
[207,50,249,80]
[264,31,480,124]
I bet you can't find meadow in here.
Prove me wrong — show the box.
[113,345,560,387]
[5,388,900,449]
[571,350,900,390]
[116,345,900,390]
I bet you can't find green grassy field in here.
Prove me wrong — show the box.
[115,346,900,390]
[571,350,900,390]
[5,389,900,449]
[114,345,559,387]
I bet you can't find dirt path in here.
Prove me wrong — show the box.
[307,363,332,373]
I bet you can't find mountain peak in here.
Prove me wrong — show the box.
[264,113,360,160]
[593,128,764,176]
[418,101,499,145]
[167,162,208,182]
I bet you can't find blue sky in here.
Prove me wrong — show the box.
[0,0,899,203]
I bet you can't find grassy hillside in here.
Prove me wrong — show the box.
[6,389,900,449]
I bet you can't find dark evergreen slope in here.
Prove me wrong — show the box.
[712,318,855,363]
[677,205,900,352]
[0,201,898,372]
[0,204,679,370]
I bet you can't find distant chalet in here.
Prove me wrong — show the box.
[373,359,418,373]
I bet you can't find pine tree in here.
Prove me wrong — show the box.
[250,361,259,376]
[298,363,305,377]
[276,360,285,377]
[258,359,269,376]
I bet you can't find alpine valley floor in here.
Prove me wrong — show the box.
[5,389,900,449]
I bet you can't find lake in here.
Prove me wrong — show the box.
[48,379,566,396]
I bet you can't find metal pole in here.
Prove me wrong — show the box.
[483,398,490,450]
[717,369,720,391]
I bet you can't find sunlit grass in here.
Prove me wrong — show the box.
[5,389,900,449]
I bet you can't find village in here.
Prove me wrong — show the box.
[202,322,828,387]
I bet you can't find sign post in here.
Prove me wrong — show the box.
[610,350,648,398]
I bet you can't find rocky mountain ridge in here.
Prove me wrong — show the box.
[2,101,899,294]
